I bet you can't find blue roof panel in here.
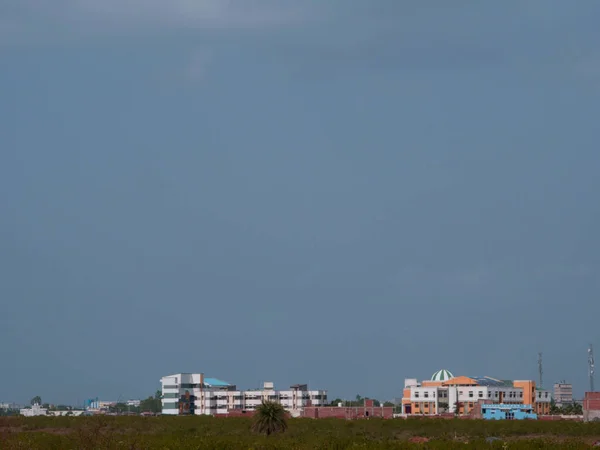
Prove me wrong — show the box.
[468,376,506,387]
[204,377,231,387]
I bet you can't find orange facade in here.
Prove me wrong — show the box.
[513,380,535,405]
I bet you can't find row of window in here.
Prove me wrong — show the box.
[414,390,534,399]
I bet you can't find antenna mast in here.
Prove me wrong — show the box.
[538,352,543,389]
[589,344,595,392]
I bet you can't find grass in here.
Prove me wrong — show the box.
[1,416,600,449]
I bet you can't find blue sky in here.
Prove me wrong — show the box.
[1,0,599,405]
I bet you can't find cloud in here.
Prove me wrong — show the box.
[0,0,306,43]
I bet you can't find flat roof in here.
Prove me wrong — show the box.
[204,377,231,387]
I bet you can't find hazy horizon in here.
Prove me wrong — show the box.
[2,0,599,406]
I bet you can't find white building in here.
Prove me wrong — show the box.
[160,373,327,416]
[20,404,48,417]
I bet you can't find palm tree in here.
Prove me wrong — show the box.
[251,401,288,436]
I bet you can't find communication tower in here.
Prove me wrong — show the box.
[538,352,543,389]
[589,344,595,392]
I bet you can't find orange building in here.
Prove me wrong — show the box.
[402,369,552,417]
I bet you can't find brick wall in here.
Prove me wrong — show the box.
[584,392,600,422]
[584,392,600,411]
[302,406,393,419]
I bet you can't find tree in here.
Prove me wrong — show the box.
[453,401,461,416]
[139,391,162,413]
[383,402,395,407]
[30,396,42,406]
[251,401,288,436]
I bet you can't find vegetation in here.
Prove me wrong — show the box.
[549,399,584,415]
[328,394,384,407]
[1,415,600,449]
[30,396,42,406]
[251,401,288,436]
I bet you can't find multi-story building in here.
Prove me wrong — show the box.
[401,369,552,417]
[160,373,327,416]
[553,381,573,407]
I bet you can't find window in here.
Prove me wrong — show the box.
[495,392,499,397]
[468,391,473,398]
[415,392,419,398]
[424,392,429,398]
[478,391,483,398]
[545,393,549,398]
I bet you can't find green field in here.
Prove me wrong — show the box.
[1,416,600,449]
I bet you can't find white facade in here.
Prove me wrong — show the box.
[160,374,327,416]
[410,384,526,412]
[536,389,552,404]
[20,404,48,417]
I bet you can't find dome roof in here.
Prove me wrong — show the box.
[431,369,454,382]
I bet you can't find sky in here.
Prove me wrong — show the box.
[1,0,599,406]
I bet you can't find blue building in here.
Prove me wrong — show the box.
[482,403,537,420]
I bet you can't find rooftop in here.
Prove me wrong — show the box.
[203,378,231,387]
[467,376,510,387]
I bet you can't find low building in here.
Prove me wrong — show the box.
[482,403,537,420]
[160,373,327,416]
[402,369,551,417]
[303,399,393,419]
[20,404,48,417]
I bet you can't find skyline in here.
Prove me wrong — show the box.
[1,356,594,407]
[2,1,599,405]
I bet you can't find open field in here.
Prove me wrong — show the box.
[2,416,600,449]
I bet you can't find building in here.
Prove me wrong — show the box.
[553,382,573,407]
[0,402,20,410]
[303,398,393,419]
[583,392,600,422]
[482,404,537,420]
[20,403,48,417]
[160,373,327,416]
[401,369,552,417]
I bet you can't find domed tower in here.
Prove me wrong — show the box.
[431,369,454,382]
